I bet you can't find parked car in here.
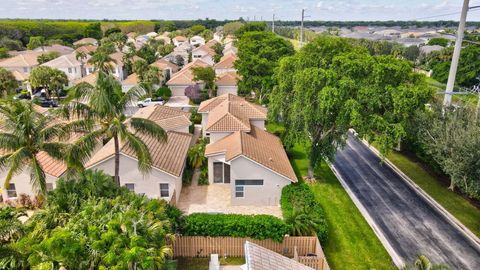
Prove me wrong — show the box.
[137,97,164,107]
[38,98,58,108]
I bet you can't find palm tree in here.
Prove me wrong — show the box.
[66,71,167,185]
[75,50,88,77]
[88,51,114,74]
[187,138,207,169]
[0,101,86,195]
[284,208,320,236]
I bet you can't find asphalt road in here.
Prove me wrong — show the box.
[332,136,480,269]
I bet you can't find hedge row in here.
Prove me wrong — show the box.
[181,213,289,242]
[281,183,328,243]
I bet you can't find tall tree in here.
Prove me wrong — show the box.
[84,23,102,40]
[26,36,45,50]
[0,68,18,97]
[29,66,68,99]
[235,31,294,102]
[270,36,432,177]
[75,50,88,77]
[0,101,85,195]
[66,70,167,185]
[192,66,216,98]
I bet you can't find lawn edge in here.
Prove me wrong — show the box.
[328,162,404,268]
[359,137,480,247]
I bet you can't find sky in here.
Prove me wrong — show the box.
[0,0,479,21]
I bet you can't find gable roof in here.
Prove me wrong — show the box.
[12,70,29,81]
[74,72,97,85]
[0,52,42,68]
[198,94,267,132]
[244,241,312,270]
[122,73,139,86]
[192,40,217,56]
[33,44,74,56]
[166,59,210,85]
[174,36,187,42]
[75,44,97,54]
[151,59,179,73]
[73,38,98,46]
[86,105,192,176]
[205,126,297,182]
[42,53,85,69]
[215,71,239,86]
[214,54,237,69]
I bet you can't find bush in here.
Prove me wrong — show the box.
[155,86,172,100]
[181,213,289,242]
[281,183,328,243]
[198,167,209,185]
[189,107,202,124]
[182,165,194,186]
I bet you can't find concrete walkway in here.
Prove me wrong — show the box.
[332,135,480,269]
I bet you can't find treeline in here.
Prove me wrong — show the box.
[274,20,480,28]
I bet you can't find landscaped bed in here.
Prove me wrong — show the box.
[176,257,245,270]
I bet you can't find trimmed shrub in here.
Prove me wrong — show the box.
[181,213,289,242]
[281,183,328,243]
[198,167,209,185]
[155,86,172,100]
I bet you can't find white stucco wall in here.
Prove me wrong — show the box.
[201,113,209,137]
[88,154,183,203]
[229,156,291,206]
[0,170,59,200]
[250,120,265,130]
[206,155,291,206]
[209,132,233,143]
[217,85,238,96]
[169,85,188,96]
[57,66,82,81]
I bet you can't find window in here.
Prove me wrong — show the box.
[7,184,16,198]
[68,67,72,73]
[46,183,54,191]
[224,163,231,183]
[235,180,264,186]
[160,183,169,198]
[23,67,28,73]
[235,186,244,198]
[125,183,135,192]
[213,162,223,183]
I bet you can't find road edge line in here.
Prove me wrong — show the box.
[359,138,480,247]
[328,162,405,268]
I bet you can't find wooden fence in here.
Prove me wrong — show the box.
[172,235,330,270]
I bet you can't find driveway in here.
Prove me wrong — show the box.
[332,135,480,269]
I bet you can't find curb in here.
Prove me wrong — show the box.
[359,138,480,248]
[328,163,405,268]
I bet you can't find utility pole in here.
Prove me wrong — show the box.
[272,13,275,33]
[444,0,470,107]
[300,9,305,48]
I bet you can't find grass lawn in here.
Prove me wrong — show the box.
[377,146,480,238]
[267,120,396,270]
[176,257,245,270]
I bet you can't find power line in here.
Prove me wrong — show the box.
[412,5,480,20]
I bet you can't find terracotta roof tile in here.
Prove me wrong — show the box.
[132,105,191,131]
[245,241,313,270]
[214,54,238,69]
[205,126,297,182]
[75,44,97,54]
[151,59,179,73]
[74,72,97,85]
[166,59,210,85]
[122,73,139,85]
[0,52,42,68]
[215,71,239,86]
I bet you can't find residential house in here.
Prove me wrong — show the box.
[164,42,192,66]
[0,51,42,73]
[243,241,314,270]
[73,72,97,86]
[173,36,188,47]
[73,38,98,46]
[215,72,239,96]
[33,44,75,56]
[42,53,89,82]
[192,40,217,65]
[214,54,237,75]
[200,94,296,206]
[75,44,97,55]
[190,35,206,46]
[146,32,158,39]
[150,58,179,82]
[213,31,223,42]
[166,59,210,96]
[155,35,171,45]
[121,73,139,92]
[86,52,143,80]
[11,70,31,92]
[397,37,426,47]
[86,105,192,203]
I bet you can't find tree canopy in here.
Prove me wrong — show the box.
[26,36,45,50]
[0,68,18,97]
[235,31,294,102]
[269,36,433,175]
[29,66,68,99]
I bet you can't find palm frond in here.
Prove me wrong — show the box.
[0,133,21,152]
[41,142,69,160]
[124,132,152,174]
[30,155,47,195]
[66,129,105,171]
[119,85,145,111]
[130,117,167,143]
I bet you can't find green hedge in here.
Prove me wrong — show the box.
[281,183,328,243]
[181,213,289,242]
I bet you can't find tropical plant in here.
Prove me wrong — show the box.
[0,68,18,97]
[0,101,85,195]
[88,51,115,74]
[187,139,207,169]
[75,50,88,77]
[36,51,60,64]
[29,66,68,99]
[192,66,216,98]
[284,208,320,236]
[66,70,167,185]
[26,36,45,50]
[402,255,452,270]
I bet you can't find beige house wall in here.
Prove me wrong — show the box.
[217,85,238,96]
[0,170,59,200]
[88,154,183,203]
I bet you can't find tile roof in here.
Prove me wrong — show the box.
[192,40,218,56]
[198,94,267,132]
[75,44,97,54]
[244,241,313,270]
[174,36,187,42]
[205,126,297,182]
[33,45,75,56]
[42,53,85,68]
[11,70,29,81]
[214,54,238,69]
[0,52,42,68]
[86,105,192,176]
[122,73,139,85]
[215,71,239,86]
[73,38,98,46]
[151,59,179,73]
[74,72,97,85]
[166,59,210,85]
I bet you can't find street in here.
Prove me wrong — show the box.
[333,136,480,269]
